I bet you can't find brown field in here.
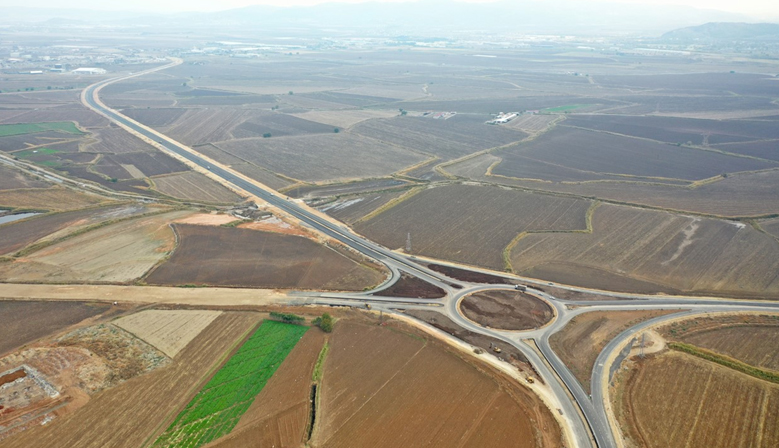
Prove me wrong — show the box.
[428,263,516,284]
[208,329,326,448]
[550,309,681,391]
[0,188,109,211]
[0,301,111,356]
[152,172,242,203]
[216,133,427,182]
[317,190,408,224]
[289,178,409,199]
[173,213,239,226]
[10,105,108,128]
[492,126,775,182]
[0,204,158,256]
[614,350,779,448]
[713,139,779,162]
[3,312,260,448]
[0,167,50,191]
[353,115,528,160]
[356,184,591,269]
[658,314,779,371]
[120,108,187,127]
[230,162,296,190]
[311,320,561,448]
[0,210,191,283]
[518,169,779,217]
[229,113,335,139]
[146,224,385,290]
[378,272,446,299]
[161,108,256,146]
[84,126,159,154]
[291,109,398,128]
[511,204,779,297]
[113,310,223,357]
[460,289,553,331]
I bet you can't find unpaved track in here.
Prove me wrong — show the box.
[0,284,286,306]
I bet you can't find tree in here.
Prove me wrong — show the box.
[270,311,304,324]
[263,133,272,138]
[333,128,340,133]
[288,91,294,95]
[313,313,333,333]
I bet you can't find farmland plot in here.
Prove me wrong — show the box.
[712,139,779,162]
[564,115,779,145]
[291,109,398,128]
[83,126,159,154]
[353,115,528,160]
[209,329,326,448]
[312,320,562,448]
[230,113,336,139]
[288,178,409,199]
[0,210,191,283]
[3,312,259,448]
[0,187,108,211]
[0,301,111,356]
[492,127,775,182]
[146,225,385,290]
[510,204,779,297]
[153,172,242,203]
[120,108,187,127]
[153,321,308,448]
[356,184,591,269]
[0,204,157,255]
[163,109,254,146]
[614,351,779,448]
[521,169,779,217]
[0,166,48,191]
[113,310,223,357]
[762,218,779,239]
[216,133,426,182]
[317,190,408,224]
[9,105,108,128]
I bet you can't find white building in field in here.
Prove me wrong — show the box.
[72,67,106,75]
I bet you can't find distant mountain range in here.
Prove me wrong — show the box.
[662,22,779,41]
[0,0,765,36]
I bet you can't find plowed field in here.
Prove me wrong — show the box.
[146,224,384,290]
[357,184,590,269]
[113,310,223,357]
[614,351,779,448]
[511,204,779,297]
[311,320,562,448]
[153,172,242,203]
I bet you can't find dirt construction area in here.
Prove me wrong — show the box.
[460,289,554,331]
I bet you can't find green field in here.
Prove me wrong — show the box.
[153,320,309,448]
[14,147,61,158]
[0,122,83,137]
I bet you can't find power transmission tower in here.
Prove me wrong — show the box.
[406,232,412,253]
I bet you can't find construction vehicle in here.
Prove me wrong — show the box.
[365,303,371,310]
[526,377,535,384]
[492,346,502,354]
[514,284,527,292]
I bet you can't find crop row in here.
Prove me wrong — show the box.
[153,320,309,448]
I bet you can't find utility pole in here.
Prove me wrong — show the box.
[406,232,412,253]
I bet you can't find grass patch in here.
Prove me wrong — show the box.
[153,321,308,448]
[669,342,779,384]
[312,342,329,382]
[0,122,83,137]
[14,147,62,158]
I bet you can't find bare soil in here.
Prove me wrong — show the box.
[460,289,554,331]
[377,272,446,299]
[428,263,516,284]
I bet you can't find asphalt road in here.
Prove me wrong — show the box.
[82,65,779,448]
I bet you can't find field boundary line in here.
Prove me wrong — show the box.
[668,342,779,384]
[502,201,599,273]
[354,185,425,223]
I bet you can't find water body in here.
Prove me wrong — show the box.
[0,212,41,225]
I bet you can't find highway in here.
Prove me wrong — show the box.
[81,63,779,448]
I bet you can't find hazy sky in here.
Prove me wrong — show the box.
[4,0,776,17]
